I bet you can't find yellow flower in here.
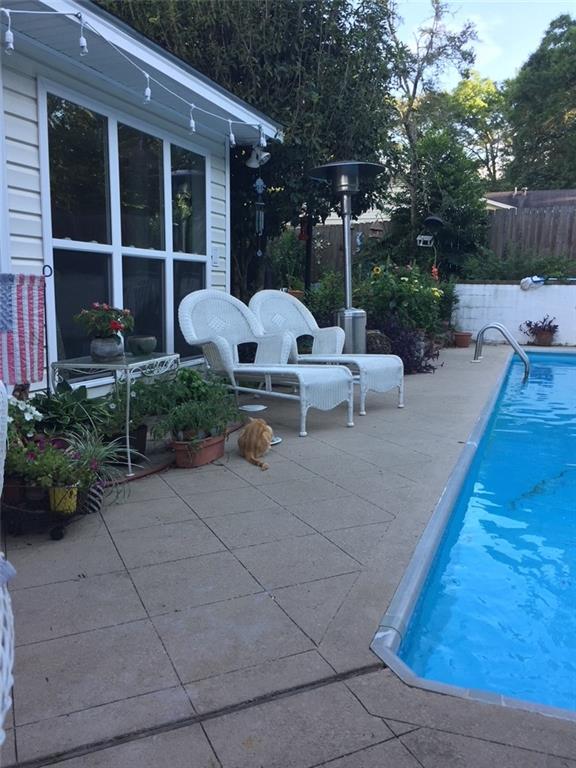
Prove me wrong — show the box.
[372,266,382,276]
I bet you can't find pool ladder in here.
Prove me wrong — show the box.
[472,322,530,381]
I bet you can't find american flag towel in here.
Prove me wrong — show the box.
[0,274,45,384]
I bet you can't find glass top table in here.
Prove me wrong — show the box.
[52,352,180,477]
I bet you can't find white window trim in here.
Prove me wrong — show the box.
[38,78,212,382]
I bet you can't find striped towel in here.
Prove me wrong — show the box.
[0,274,45,384]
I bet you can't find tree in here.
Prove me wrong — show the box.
[384,0,477,251]
[436,72,511,185]
[97,0,396,297]
[505,14,576,189]
[389,129,488,275]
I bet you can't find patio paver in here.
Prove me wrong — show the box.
[5,347,572,768]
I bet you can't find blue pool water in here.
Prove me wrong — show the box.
[400,353,576,711]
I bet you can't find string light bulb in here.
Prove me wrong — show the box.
[189,104,196,133]
[228,120,236,147]
[79,14,88,56]
[143,72,151,103]
[3,10,14,56]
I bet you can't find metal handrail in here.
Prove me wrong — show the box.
[473,322,530,381]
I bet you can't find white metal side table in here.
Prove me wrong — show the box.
[51,353,180,477]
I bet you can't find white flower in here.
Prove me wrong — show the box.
[24,412,33,421]
[108,403,117,410]
[7,415,13,424]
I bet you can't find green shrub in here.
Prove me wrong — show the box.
[462,246,572,281]
[304,272,344,327]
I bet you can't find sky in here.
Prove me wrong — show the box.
[397,0,576,86]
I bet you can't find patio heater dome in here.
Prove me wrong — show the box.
[309,160,385,353]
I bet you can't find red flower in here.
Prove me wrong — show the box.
[109,320,124,332]
[92,302,100,309]
[102,303,110,311]
[431,265,439,281]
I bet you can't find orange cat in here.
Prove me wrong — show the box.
[238,418,273,471]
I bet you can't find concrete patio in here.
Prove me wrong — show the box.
[3,347,576,767]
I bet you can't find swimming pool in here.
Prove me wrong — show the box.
[372,352,576,716]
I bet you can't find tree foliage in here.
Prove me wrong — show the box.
[429,72,510,185]
[505,14,576,189]
[97,0,395,297]
[384,0,477,254]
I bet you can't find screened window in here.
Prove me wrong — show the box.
[54,249,111,360]
[173,260,205,357]
[47,92,209,364]
[122,257,165,349]
[119,124,165,250]
[171,146,206,255]
[48,95,110,243]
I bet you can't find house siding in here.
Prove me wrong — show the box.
[2,66,229,289]
[3,68,43,272]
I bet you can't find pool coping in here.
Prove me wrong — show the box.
[370,349,576,722]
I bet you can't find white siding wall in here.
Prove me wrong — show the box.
[2,66,230,290]
[454,283,576,346]
[3,68,43,272]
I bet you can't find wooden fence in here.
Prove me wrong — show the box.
[312,221,391,278]
[488,208,576,260]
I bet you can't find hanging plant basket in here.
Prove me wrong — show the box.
[172,435,225,468]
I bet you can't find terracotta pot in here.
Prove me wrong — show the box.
[172,435,225,468]
[454,331,473,348]
[533,331,555,346]
[287,289,305,301]
[90,335,124,362]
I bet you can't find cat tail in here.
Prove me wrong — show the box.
[247,456,269,471]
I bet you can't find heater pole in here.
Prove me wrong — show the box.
[341,192,353,309]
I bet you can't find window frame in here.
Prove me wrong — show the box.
[39,79,211,374]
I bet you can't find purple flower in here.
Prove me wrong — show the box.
[90,459,99,471]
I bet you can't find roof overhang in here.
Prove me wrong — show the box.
[1,0,283,145]
[485,198,517,211]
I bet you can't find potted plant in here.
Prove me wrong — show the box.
[153,378,239,468]
[74,302,134,362]
[3,396,44,504]
[519,315,559,346]
[23,442,81,514]
[453,329,473,348]
[65,426,129,513]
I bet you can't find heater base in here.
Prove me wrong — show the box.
[335,307,367,354]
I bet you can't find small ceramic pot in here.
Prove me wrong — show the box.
[90,335,124,362]
[127,335,157,356]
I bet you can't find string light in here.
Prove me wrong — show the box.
[79,13,88,56]
[1,9,13,55]
[0,7,276,147]
[143,72,151,104]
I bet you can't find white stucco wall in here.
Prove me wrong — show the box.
[453,283,576,345]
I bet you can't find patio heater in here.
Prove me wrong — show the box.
[309,161,385,353]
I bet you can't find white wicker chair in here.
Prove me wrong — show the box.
[178,290,354,436]
[0,382,15,750]
[249,290,405,415]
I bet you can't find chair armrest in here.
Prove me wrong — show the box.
[311,326,346,355]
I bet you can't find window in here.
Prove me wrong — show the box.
[47,95,110,243]
[123,257,165,348]
[173,260,205,357]
[47,93,209,363]
[171,145,206,255]
[119,124,165,250]
[53,249,111,360]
